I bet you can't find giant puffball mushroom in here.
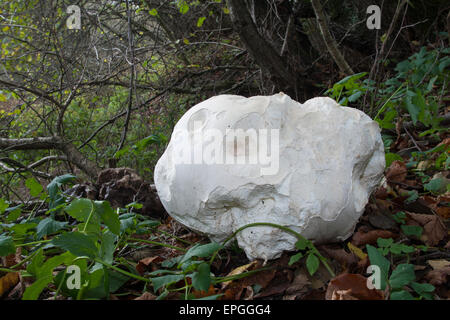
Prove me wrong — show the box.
[154,93,385,261]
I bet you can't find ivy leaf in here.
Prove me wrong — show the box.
[306,253,319,276]
[52,232,98,259]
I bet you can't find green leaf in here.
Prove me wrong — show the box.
[0,198,9,214]
[52,232,98,259]
[152,274,185,292]
[26,248,45,277]
[195,294,223,300]
[411,282,434,300]
[385,153,403,168]
[366,244,390,290]
[424,178,447,194]
[393,211,406,224]
[377,238,393,248]
[401,225,423,238]
[191,263,211,291]
[10,222,37,236]
[47,174,76,200]
[295,238,309,250]
[306,253,319,276]
[23,252,75,300]
[404,190,419,204]
[288,252,303,266]
[179,1,189,14]
[22,276,53,300]
[180,242,222,265]
[36,217,67,239]
[389,264,415,290]
[25,178,43,197]
[94,201,120,235]
[5,206,21,223]
[390,290,415,300]
[0,235,15,256]
[197,17,206,27]
[389,243,414,255]
[404,95,420,125]
[149,8,158,16]
[100,231,116,265]
[65,198,93,222]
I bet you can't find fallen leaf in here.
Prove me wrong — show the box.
[136,256,163,275]
[407,212,447,246]
[427,259,450,270]
[352,229,398,246]
[325,273,384,300]
[134,292,157,300]
[386,161,407,183]
[424,267,450,286]
[284,271,311,299]
[193,284,217,299]
[436,206,450,220]
[347,242,368,260]
[221,261,257,289]
[320,245,359,266]
[0,272,20,297]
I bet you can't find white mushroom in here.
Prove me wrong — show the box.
[154,93,385,260]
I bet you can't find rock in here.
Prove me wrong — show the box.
[154,93,385,260]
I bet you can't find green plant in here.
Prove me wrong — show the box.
[325,72,369,106]
[366,244,435,300]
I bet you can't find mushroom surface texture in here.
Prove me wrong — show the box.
[154,93,385,260]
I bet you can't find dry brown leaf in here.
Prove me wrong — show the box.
[0,272,20,297]
[407,212,447,246]
[352,229,398,246]
[319,245,359,266]
[284,272,311,297]
[427,259,450,270]
[325,273,384,300]
[134,292,157,300]
[136,256,163,275]
[192,284,217,299]
[221,261,258,289]
[386,160,407,183]
[436,206,450,220]
[424,267,450,286]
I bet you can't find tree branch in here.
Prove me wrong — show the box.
[311,0,354,75]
